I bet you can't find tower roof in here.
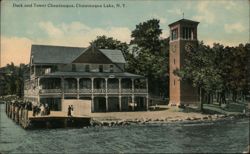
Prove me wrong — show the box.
[168,19,199,27]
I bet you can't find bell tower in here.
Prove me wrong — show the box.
[168,19,199,106]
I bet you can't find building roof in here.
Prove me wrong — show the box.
[31,44,126,64]
[41,71,144,79]
[168,18,199,27]
[31,45,84,64]
[99,49,126,63]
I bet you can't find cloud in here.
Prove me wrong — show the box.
[1,36,32,67]
[39,22,63,37]
[218,1,236,10]
[1,22,132,66]
[192,1,215,24]
[203,38,247,47]
[145,14,167,25]
[38,21,131,45]
[161,29,169,39]
[224,23,246,33]
[167,8,182,16]
[61,22,91,33]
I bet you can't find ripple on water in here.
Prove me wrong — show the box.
[0,104,249,153]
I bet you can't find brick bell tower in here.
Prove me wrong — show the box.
[168,19,199,106]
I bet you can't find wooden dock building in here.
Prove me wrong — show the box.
[24,45,149,114]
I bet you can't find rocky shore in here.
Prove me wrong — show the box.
[90,113,249,127]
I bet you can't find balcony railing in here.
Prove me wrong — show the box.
[122,89,132,93]
[39,88,147,94]
[79,89,92,93]
[93,89,106,93]
[64,89,77,93]
[40,89,61,93]
[107,89,119,93]
[134,89,147,93]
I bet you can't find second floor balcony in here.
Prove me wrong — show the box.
[38,88,147,94]
[33,77,148,95]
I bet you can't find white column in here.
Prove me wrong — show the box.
[106,96,108,112]
[146,78,149,111]
[132,95,135,111]
[77,78,79,99]
[61,77,64,100]
[91,78,94,112]
[105,78,108,112]
[37,78,40,104]
[119,78,122,111]
[132,78,135,111]
[34,65,36,77]
[132,78,134,93]
[119,96,122,111]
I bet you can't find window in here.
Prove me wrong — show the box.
[72,64,76,72]
[99,65,103,72]
[174,59,175,65]
[182,27,194,40]
[85,65,90,72]
[110,65,114,72]
[171,28,178,40]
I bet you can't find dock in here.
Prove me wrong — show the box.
[5,102,91,129]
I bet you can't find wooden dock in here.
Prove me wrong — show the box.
[5,102,91,129]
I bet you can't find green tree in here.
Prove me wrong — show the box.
[131,19,162,53]
[175,42,224,110]
[129,19,169,97]
[2,62,28,97]
[90,35,129,57]
[175,42,249,111]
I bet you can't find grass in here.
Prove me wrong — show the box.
[203,102,246,115]
[184,100,247,115]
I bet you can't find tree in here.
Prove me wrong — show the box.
[131,19,162,53]
[175,42,224,110]
[1,62,28,97]
[175,42,249,111]
[129,19,169,97]
[90,35,129,57]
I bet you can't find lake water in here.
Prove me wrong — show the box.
[0,104,249,153]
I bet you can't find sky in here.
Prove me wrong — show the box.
[0,0,249,67]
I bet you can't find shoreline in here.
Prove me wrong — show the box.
[89,111,249,127]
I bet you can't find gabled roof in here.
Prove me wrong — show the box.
[168,18,199,27]
[31,44,126,64]
[31,45,84,64]
[100,49,126,63]
[72,46,113,64]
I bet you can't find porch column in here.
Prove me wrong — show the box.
[30,64,32,79]
[61,77,64,100]
[34,65,36,77]
[91,78,94,112]
[77,78,79,99]
[132,95,135,111]
[132,78,134,93]
[119,78,122,111]
[105,78,108,112]
[37,78,40,87]
[132,78,135,111]
[106,96,108,112]
[146,78,149,111]
[37,78,40,104]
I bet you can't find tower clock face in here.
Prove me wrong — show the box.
[185,43,194,52]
